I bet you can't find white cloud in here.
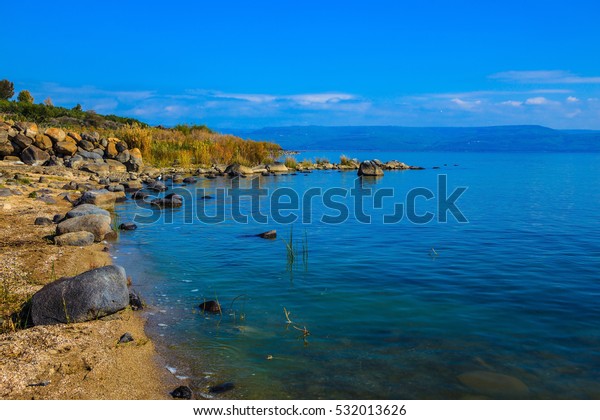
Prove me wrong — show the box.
[450,98,481,109]
[501,100,523,107]
[566,96,579,103]
[525,97,551,105]
[212,93,278,103]
[490,70,600,84]
[210,91,356,106]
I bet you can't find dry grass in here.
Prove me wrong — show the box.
[112,124,282,168]
[284,156,298,169]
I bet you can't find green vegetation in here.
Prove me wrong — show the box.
[173,123,214,135]
[282,226,309,272]
[17,90,34,104]
[0,79,14,100]
[0,99,148,128]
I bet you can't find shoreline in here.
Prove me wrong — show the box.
[0,162,176,399]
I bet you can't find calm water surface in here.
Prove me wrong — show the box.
[112,152,600,399]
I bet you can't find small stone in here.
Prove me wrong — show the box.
[170,385,192,400]
[118,332,134,344]
[34,217,53,226]
[129,291,145,311]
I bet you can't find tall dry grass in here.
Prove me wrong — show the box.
[113,124,282,168]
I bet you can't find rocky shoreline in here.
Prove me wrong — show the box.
[0,119,426,399]
[0,163,181,398]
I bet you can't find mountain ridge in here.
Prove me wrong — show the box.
[231,125,600,152]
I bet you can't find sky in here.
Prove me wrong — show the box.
[2,0,600,129]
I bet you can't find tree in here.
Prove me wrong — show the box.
[43,97,54,107]
[72,103,83,112]
[0,79,14,100]
[17,90,34,104]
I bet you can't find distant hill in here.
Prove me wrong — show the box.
[233,125,600,152]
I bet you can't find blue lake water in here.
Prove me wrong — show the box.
[112,152,600,399]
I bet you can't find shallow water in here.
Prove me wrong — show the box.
[112,152,600,399]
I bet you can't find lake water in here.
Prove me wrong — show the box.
[112,152,600,399]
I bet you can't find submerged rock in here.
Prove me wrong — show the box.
[199,300,221,314]
[151,193,183,209]
[209,382,235,394]
[257,230,277,239]
[119,222,137,231]
[131,190,149,200]
[457,370,529,398]
[30,265,129,325]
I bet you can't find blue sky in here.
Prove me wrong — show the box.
[3,0,600,128]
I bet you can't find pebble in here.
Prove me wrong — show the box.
[118,332,134,344]
[170,385,192,400]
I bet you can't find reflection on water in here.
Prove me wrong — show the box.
[113,152,600,399]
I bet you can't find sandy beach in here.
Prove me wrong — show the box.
[0,162,175,399]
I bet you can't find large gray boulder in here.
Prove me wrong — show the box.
[80,162,110,176]
[77,189,122,207]
[266,162,289,172]
[66,203,111,219]
[11,133,33,150]
[225,163,254,176]
[0,131,16,156]
[21,145,50,166]
[54,231,96,246]
[357,160,384,176]
[56,214,113,241]
[30,265,129,325]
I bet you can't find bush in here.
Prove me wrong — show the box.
[0,100,148,128]
[17,90,34,104]
[0,80,14,100]
[284,156,298,169]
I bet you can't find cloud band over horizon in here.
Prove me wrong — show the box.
[15,70,600,130]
